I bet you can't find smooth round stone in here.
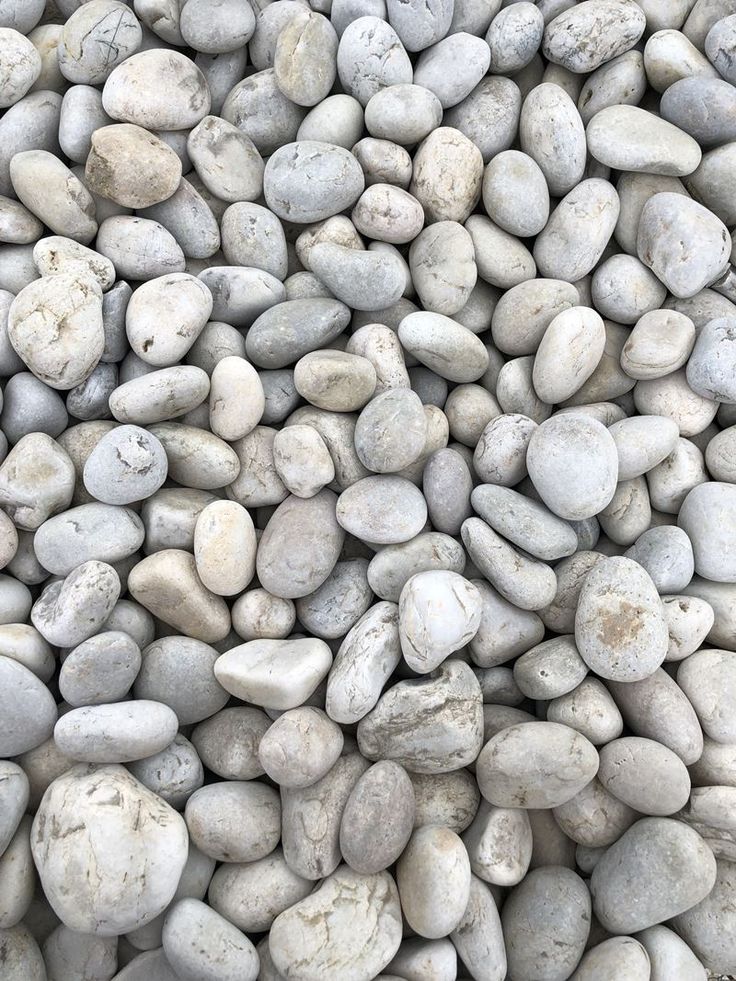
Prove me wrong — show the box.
[135,635,228,725]
[58,1,142,84]
[34,503,144,575]
[502,867,591,981]
[367,533,465,603]
[258,707,343,788]
[185,780,280,863]
[263,140,364,223]
[637,192,730,299]
[463,793,531,882]
[0,924,46,981]
[661,76,736,147]
[672,857,736,975]
[707,426,736,482]
[450,874,506,981]
[337,476,428,545]
[214,638,332,711]
[295,557,373,641]
[96,215,185,280]
[0,28,41,107]
[335,16,412,106]
[663,594,715,663]
[124,733,203,811]
[272,425,334,499]
[85,123,182,210]
[102,49,211,130]
[126,274,213,367]
[575,555,668,682]
[191,709,269,787]
[397,825,471,939]
[54,701,178,764]
[8,145,96,242]
[32,236,114,292]
[269,867,402,981]
[364,84,443,144]
[533,305,606,402]
[294,350,376,412]
[410,126,483,224]
[476,721,599,809]
[31,560,120,648]
[8,272,103,390]
[207,847,311,934]
[41,925,117,981]
[32,764,188,936]
[162,898,258,981]
[513,636,588,701]
[534,178,620,283]
[398,570,481,674]
[0,656,56,757]
[410,770,480,835]
[542,0,645,72]
[83,425,167,505]
[706,13,736,83]
[386,0,453,52]
[340,762,415,875]
[398,311,489,383]
[590,817,717,934]
[487,3,544,75]
[414,31,491,107]
[587,105,701,177]
[472,413,535,486]
[678,647,736,743]
[357,660,484,773]
[597,735,691,815]
[678,481,736,582]
[309,243,405,312]
[326,602,402,725]
[59,631,141,707]
[355,388,426,473]
[526,414,618,520]
[409,222,477,316]
[423,447,473,535]
[624,525,694,593]
[353,184,424,247]
[188,117,263,205]
[110,366,210,426]
[687,316,736,403]
[0,432,75,530]
[609,414,680,480]
[638,924,708,981]
[256,489,344,599]
[127,549,230,644]
[246,298,351,369]
[471,484,578,562]
[0,372,67,445]
[228,426,288,506]
[194,499,256,597]
[572,937,651,980]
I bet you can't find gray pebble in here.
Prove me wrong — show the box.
[477,721,599,809]
[502,867,591,981]
[591,817,717,933]
[324,600,399,724]
[336,475,428,544]
[357,659,483,773]
[59,630,141,707]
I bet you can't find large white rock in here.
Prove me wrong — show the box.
[31,764,188,936]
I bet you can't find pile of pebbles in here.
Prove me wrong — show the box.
[2,0,736,978]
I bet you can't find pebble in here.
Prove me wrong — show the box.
[269,866,402,980]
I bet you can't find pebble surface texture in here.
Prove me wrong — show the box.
[2,1,736,980]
